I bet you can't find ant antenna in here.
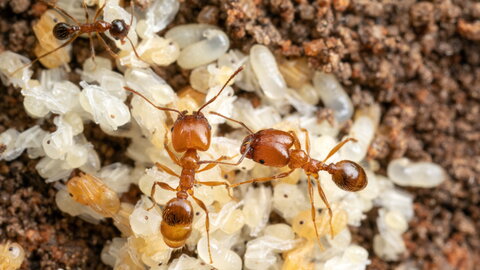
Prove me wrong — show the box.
[209,111,254,134]
[197,66,243,113]
[123,86,183,116]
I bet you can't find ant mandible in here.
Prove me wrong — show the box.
[206,112,368,244]
[123,67,244,264]
[12,0,141,74]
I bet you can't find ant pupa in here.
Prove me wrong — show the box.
[12,0,141,75]
[206,112,367,245]
[123,67,244,263]
[0,241,25,270]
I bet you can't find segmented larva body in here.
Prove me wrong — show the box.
[67,172,121,217]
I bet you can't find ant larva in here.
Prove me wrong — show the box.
[123,67,244,263]
[12,0,141,75]
[207,112,367,243]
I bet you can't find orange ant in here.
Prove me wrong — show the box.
[12,0,141,75]
[123,67,244,263]
[205,112,368,244]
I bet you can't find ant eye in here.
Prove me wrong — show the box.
[171,126,174,132]
[259,159,265,164]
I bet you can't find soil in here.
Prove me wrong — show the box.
[1,0,479,269]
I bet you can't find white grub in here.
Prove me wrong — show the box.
[340,105,380,162]
[249,45,287,100]
[101,238,127,267]
[312,71,354,124]
[130,196,162,237]
[98,163,132,194]
[42,117,74,160]
[165,24,220,49]
[273,183,307,221]
[36,156,72,182]
[321,245,370,270]
[137,36,180,66]
[244,233,299,270]
[79,81,131,131]
[373,208,406,261]
[197,237,242,270]
[63,112,84,136]
[136,0,180,39]
[79,144,101,174]
[0,51,32,88]
[387,158,446,188]
[177,29,230,69]
[22,80,81,115]
[0,129,22,161]
[168,254,212,270]
[190,64,237,93]
[242,185,272,236]
[125,68,176,105]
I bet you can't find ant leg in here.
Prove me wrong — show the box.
[11,33,80,75]
[313,176,334,238]
[81,0,96,62]
[95,32,120,59]
[196,155,237,173]
[148,181,177,210]
[190,193,213,264]
[209,111,254,134]
[93,2,107,21]
[288,130,302,150]
[322,138,357,163]
[230,169,295,188]
[163,134,181,166]
[307,175,324,249]
[155,162,179,177]
[40,0,80,25]
[301,128,311,155]
[196,180,233,199]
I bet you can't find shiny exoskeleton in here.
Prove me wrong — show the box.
[123,67,243,263]
[209,112,367,243]
[12,0,139,75]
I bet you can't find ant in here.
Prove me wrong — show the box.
[123,67,244,264]
[12,0,141,75]
[206,112,368,244]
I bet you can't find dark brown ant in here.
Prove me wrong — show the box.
[12,0,141,75]
[205,112,367,243]
[123,67,244,264]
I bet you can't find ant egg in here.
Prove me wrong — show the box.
[0,242,25,270]
[177,29,230,69]
[312,72,353,124]
[387,158,446,188]
[249,45,288,100]
[33,10,71,68]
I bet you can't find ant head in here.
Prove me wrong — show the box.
[242,129,293,167]
[53,22,73,40]
[160,197,193,248]
[171,113,211,152]
[328,160,367,191]
[109,19,129,41]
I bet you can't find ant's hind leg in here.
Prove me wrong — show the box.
[230,169,295,188]
[155,162,179,177]
[148,181,177,210]
[313,176,334,238]
[301,128,311,154]
[307,175,324,249]
[322,138,357,163]
[95,32,120,60]
[190,193,213,264]
[93,2,107,21]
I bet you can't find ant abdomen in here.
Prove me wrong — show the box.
[53,22,73,40]
[327,160,367,192]
[160,198,194,248]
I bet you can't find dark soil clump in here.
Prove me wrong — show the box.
[1,0,479,269]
